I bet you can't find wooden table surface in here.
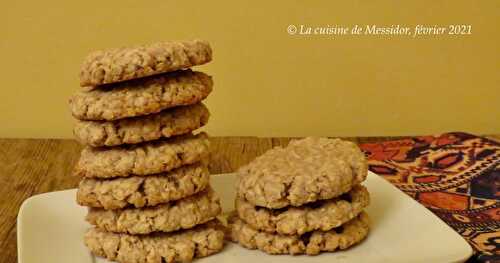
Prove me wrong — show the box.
[1,135,498,263]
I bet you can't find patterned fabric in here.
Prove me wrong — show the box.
[360,132,499,263]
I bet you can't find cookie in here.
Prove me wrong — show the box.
[80,39,212,87]
[77,163,209,209]
[229,212,370,256]
[70,70,212,121]
[86,187,221,234]
[237,137,367,209]
[236,185,369,235]
[74,132,209,179]
[85,220,224,263]
[74,103,209,147]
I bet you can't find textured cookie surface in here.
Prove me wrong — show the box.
[229,212,370,255]
[71,70,212,121]
[237,137,367,209]
[85,221,224,263]
[237,185,369,235]
[86,187,221,234]
[77,163,209,209]
[74,132,209,178]
[80,39,212,87]
[74,103,209,147]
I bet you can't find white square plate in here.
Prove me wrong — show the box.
[18,172,472,263]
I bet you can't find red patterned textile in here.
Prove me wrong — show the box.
[360,132,499,263]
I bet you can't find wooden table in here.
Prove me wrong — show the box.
[1,135,498,263]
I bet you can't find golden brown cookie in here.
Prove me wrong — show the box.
[77,163,210,209]
[236,185,369,235]
[85,220,224,263]
[229,212,370,255]
[70,70,212,121]
[74,132,209,179]
[237,137,367,209]
[86,187,221,234]
[80,40,212,87]
[74,103,209,147]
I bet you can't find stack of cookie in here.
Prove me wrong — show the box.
[230,137,370,255]
[69,40,225,263]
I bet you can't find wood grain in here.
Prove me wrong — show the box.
[0,135,498,263]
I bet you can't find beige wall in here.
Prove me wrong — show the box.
[1,1,498,138]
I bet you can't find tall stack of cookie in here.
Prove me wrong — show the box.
[230,137,370,255]
[69,40,225,263]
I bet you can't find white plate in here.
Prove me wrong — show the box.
[18,172,472,263]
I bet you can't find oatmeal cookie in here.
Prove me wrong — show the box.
[229,212,370,255]
[77,163,209,209]
[70,70,212,121]
[74,103,209,147]
[80,40,212,87]
[74,132,209,178]
[237,185,369,235]
[85,220,224,263]
[237,137,367,208]
[86,187,221,234]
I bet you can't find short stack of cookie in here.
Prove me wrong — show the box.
[69,40,225,263]
[230,137,370,255]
